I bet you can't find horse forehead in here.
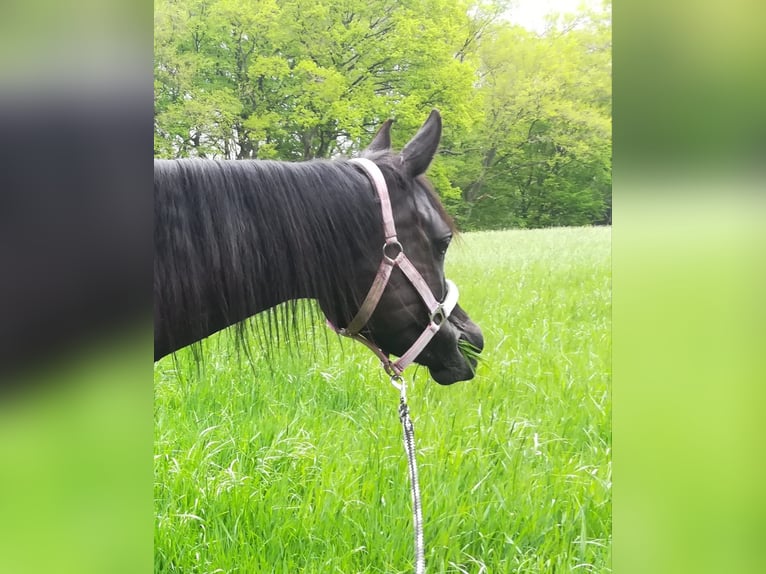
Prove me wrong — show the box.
[410,184,449,236]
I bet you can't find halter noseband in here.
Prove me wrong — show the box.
[327,157,459,377]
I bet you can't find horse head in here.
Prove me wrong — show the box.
[327,110,484,384]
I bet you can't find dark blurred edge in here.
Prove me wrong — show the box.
[0,99,154,570]
[615,1,766,574]
[0,0,154,572]
[0,91,152,391]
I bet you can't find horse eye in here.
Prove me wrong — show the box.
[435,236,452,256]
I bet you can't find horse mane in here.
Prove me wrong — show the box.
[154,157,383,359]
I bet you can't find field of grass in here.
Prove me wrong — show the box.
[154,226,611,573]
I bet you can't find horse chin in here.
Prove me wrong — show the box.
[428,358,478,385]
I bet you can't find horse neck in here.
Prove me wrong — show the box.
[154,158,381,358]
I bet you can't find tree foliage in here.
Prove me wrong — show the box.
[154,0,612,229]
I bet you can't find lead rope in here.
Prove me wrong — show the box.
[390,373,426,574]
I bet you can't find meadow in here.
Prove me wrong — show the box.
[154,226,611,573]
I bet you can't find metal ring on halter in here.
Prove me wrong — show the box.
[383,240,404,263]
[429,305,446,326]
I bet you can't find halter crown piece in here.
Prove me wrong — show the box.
[326,157,459,377]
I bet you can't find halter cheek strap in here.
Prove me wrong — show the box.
[326,157,459,377]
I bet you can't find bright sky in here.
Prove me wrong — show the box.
[508,0,605,33]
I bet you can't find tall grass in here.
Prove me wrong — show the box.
[155,226,611,573]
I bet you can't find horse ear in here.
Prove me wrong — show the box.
[401,109,442,177]
[365,119,393,152]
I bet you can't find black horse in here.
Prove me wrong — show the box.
[154,110,483,384]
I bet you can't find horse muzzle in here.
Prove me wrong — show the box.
[418,304,483,385]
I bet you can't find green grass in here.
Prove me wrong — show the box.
[154,226,611,573]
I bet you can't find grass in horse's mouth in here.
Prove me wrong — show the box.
[457,338,482,373]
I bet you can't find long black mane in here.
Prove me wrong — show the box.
[154,157,385,360]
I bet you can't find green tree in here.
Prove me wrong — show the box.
[154,0,483,160]
[445,5,612,229]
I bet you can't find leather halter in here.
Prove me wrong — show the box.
[326,157,459,377]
